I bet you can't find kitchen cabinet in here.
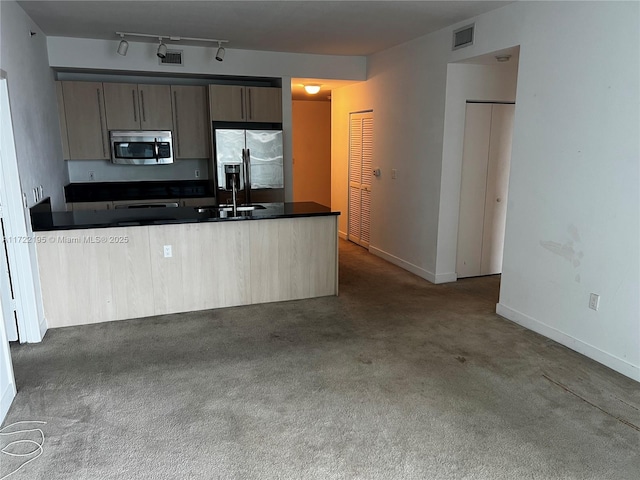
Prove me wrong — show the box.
[456,103,514,278]
[209,85,282,123]
[171,86,210,159]
[103,83,173,131]
[180,197,216,207]
[57,81,109,160]
[69,197,216,211]
[66,201,113,211]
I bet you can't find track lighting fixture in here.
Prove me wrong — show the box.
[215,42,225,62]
[117,34,129,56]
[157,38,167,59]
[115,32,229,62]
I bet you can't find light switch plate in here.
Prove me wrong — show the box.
[163,245,172,258]
[589,293,600,311]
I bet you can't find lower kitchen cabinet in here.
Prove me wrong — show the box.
[181,197,216,207]
[66,201,113,211]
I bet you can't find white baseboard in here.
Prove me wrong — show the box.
[368,246,438,283]
[0,381,16,424]
[39,315,47,340]
[338,230,347,240]
[496,303,640,382]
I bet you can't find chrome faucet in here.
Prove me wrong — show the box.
[224,164,241,216]
[231,175,238,216]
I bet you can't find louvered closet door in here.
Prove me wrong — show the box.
[348,112,373,248]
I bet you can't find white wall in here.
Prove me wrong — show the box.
[332,1,639,381]
[0,0,68,209]
[436,62,519,281]
[47,36,366,81]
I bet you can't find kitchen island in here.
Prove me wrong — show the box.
[31,203,339,328]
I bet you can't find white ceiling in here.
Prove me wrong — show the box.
[17,0,511,56]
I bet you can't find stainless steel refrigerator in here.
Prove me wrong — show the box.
[212,122,284,204]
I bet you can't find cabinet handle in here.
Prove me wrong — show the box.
[132,90,137,123]
[140,90,146,122]
[248,88,252,120]
[240,89,245,119]
[96,89,106,157]
[173,90,180,156]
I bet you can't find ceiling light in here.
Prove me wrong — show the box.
[115,31,229,62]
[215,42,225,62]
[304,84,321,95]
[117,34,128,56]
[157,38,167,59]
[495,54,512,63]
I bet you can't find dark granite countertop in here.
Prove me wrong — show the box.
[31,202,339,232]
[65,180,215,202]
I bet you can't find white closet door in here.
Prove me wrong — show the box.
[348,112,373,248]
[456,104,492,277]
[456,103,514,278]
[481,104,514,275]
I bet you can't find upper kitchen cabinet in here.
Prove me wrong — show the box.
[57,81,109,160]
[209,85,282,123]
[171,86,210,159]
[103,83,173,131]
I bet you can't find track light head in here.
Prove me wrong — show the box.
[117,37,129,56]
[157,38,167,59]
[215,42,225,62]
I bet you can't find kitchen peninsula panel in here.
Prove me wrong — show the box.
[35,212,339,328]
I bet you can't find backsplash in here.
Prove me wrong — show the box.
[67,158,210,183]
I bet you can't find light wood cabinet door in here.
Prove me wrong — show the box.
[209,85,282,123]
[171,85,210,159]
[138,84,173,130]
[103,83,140,130]
[59,81,109,160]
[246,87,282,122]
[209,85,246,121]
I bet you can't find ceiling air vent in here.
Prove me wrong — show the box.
[452,24,474,50]
[159,50,183,66]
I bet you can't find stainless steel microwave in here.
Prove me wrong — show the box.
[110,130,173,165]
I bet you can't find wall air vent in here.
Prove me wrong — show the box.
[452,24,475,50]
[159,50,183,66]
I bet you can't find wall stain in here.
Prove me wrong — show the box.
[540,225,584,283]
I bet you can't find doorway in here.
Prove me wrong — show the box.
[456,102,515,278]
[347,111,373,248]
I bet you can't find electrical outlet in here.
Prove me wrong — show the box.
[88,171,95,181]
[195,169,200,178]
[391,168,397,179]
[163,245,172,258]
[589,293,600,311]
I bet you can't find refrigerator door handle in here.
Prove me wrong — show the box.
[244,148,252,204]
